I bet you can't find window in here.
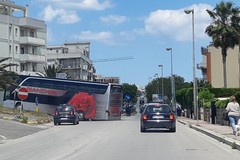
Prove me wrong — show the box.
[20,64,25,71]
[30,31,34,37]
[32,65,36,72]
[9,24,12,36]
[21,47,24,54]
[32,48,35,54]
[20,30,24,36]
[15,46,18,54]
[15,28,18,37]
[9,45,11,53]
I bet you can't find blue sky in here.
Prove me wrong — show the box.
[15,0,240,87]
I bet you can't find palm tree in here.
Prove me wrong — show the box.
[205,1,240,88]
[0,57,19,89]
[43,64,64,78]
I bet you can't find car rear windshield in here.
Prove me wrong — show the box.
[145,105,171,113]
[56,105,73,111]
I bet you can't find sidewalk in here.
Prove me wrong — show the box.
[177,116,240,151]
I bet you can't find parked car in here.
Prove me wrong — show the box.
[54,104,80,125]
[140,103,176,132]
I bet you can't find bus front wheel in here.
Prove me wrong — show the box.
[15,102,22,110]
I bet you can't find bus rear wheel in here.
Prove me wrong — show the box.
[78,111,85,121]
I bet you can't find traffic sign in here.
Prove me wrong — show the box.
[18,87,28,100]
[124,94,131,101]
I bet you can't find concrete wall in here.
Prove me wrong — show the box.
[208,46,240,88]
[0,91,4,106]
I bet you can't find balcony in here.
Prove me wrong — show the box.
[19,54,46,63]
[197,63,207,70]
[19,18,46,29]
[201,47,208,55]
[20,36,45,46]
[19,71,45,77]
[47,53,92,64]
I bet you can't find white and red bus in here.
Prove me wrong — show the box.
[3,75,123,120]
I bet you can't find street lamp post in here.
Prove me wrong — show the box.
[166,48,176,114]
[158,65,164,103]
[184,9,198,122]
[154,73,160,96]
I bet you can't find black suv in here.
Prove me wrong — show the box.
[54,104,79,125]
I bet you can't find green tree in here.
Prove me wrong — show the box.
[205,1,240,88]
[0,57,19,89]
[145,75,191,103]
[122,83,138,103]
[43,64,63,78]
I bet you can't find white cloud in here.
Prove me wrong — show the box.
[73,30,135,45]
[40,5,80,24]
[47,28,54,43]
[37,0,114,10]
[100,15,128,25]
[75,31,114,44]
[144,4,213,41]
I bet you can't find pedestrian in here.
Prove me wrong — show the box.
[226,95,240,135]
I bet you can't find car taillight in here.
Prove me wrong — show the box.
[55,111,59,116]
[169,113,174,120]
[70,110,74,115]
[142,114,148,120]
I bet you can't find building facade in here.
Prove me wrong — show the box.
[46,42,96,81]
[94,75,120,84]
[0,1,47,76]
[199,45,240,88]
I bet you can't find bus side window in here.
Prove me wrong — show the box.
[4,90,10,100]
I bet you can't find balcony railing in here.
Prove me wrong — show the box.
[197,63,207,70]
[19,54,46,63]
[19,18,46,29]
[20,36,45,46]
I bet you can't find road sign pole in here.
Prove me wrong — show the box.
[20,100,22,115]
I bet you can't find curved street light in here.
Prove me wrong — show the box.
[166,48,176,114]
[158,65,164,103]
[184,9,198,123]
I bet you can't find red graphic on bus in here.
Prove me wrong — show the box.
[68,92,96,119]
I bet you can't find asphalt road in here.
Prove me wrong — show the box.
[0,119,49,143]
[0,114,240,160]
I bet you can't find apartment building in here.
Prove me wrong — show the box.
[46,42,96,81]
[95,75,120,84]
[0,1,47,76]
[198,45,240,88]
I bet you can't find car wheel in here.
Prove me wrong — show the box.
[170,127,176,132]
[73,120,77,125]
[140,126,146,132]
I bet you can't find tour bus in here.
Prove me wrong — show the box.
[3,75,123,120]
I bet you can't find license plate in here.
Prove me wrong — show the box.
[60,118,68,120]
[153,115,164,119]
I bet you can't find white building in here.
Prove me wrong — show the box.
[46,42,95,81]
[0,0,47,76]
[95,75,120,84]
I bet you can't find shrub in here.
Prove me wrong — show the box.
[215,99,228,109]
[232,142,237,149]
[21,116,28,123]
